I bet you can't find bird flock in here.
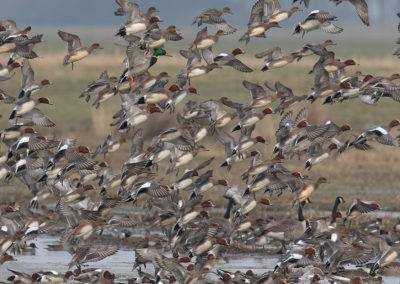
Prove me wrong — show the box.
[0,0,399,283]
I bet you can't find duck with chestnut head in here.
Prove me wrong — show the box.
[213,48,253,72]
[58,30,103,69]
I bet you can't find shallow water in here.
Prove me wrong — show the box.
[0,236,400,284]
[0,236,135,280]
[0,235,280,281]
[1,236,399,283]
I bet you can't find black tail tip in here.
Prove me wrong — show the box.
[304,161,311,168]
[306,96,316,104]
[322,97,332,105]
[9,110,16,120]
[47,160,54,170]
[5,172,12,181]
[124,195,133,203]
[232,125,241,132]
[7,58,14,66]
[18,90,25,99]
[261,65,268,71]
[173,223,180,231]
[137,97,145,104]
[100,187,107,195]
[369,264,379,276]
[116,28,126,37]
[38,174,48,183]
[332,92,342,99]
[243,187,250,196]
[294,24,301,34]
[119,121,128,131]
[145,160,153,168]
[220,161,228,167]
[149,56,158,67]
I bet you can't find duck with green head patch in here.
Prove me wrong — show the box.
[118,46,173,91]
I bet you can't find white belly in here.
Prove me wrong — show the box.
[236,221,251,232]
[0,69,9,77]
[27,220,40,228]
[196,39,215,50]
[110,179,120,189]
[298,186,314,201]
[0,43,16,53]
[249,26,265,37]
[153,149,171,163]
[183,110,200,119]
[173,91,187,105]
[176,153,193,167]
[301,20,320,31]
[302,49,314,57]
[194,128,207,142]
[251,178,271,192]
[16,101,35,116]
[330,276,351,282]
[175,179,193,190]
[160,131,181,142]
[126,23,147,34]
[242,200,257,215]
[145,93,168,104]
[47,167,62,179]
[243,116,260,127]
[269,60,289,69]
[189,68,206,77]
[2,130,21,140]
[0,240,12,253]
[130,114,148,126]
[0,168,7,180]
[129,154,145,163]
[266,231,285,240]
[108,143,120,153]
[70,50,89,62]
[342,88,359,97]
[238,141,254,151]
[252,99,270,108]
[82,173,97,183]
[76,225,93,239]
[149,39,166,49]
[324,65,339,73]
[142,79,156,90]
[313,152,329,164]
[118,81,130,92]
[270,12,289,23]
[99,91,114,103]
[194,239,211,255]
[347,210,361,221]
[249,165,269,176]
[216,116,231,127]
[183,211,199,224]
[198,182,213,193]
[123,175,138,187]
[382,251,399,267]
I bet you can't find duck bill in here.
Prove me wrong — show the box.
[165,53,173,57]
